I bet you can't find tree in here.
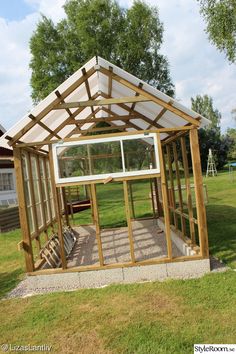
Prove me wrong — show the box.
[190,94,232,170]
[198,128,232,170]
[226,128,236,160]
[191,94,221,129]
[197,0,236,63]
[30,0,175,103]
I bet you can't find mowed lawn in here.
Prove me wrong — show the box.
[0,171,236,353]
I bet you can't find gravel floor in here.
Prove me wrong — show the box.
[67,219,182,267]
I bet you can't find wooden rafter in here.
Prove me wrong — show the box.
[99,67,201,127]
[9,67,96,146]
[44,92,100,142]
[146,107,168,130]
[102,107,142,132]
[53,95,151,109]
[28,114,62,140]
[82,67,96,118]
[108,66,113,112]
[101,92,172,134]
[65,107,100,138]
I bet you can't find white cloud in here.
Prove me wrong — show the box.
[0,0,235,132]
[0,0,66,130]
[150,0,236,131]
[25,0,66,22]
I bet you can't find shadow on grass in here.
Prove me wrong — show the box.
[207,204,236,267]
[0,269,24,299]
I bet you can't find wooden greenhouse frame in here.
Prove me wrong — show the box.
[0,56,210,275]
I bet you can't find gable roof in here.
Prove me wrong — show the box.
[0,56,210,150]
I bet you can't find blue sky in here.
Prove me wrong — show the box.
[0,0,235,132]
[0,0,34,21]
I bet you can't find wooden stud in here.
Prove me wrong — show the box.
[123,180,136,263]
[27,152,41,253]
[13,147,34,272]
[189,128,209,257]
[128,181,135,219]
[150,179,156,218]
[181,136,196,244]
[62,187,70,227]
[157,133,172,259]
[49,146,67,269]
[172,141,186,237]
[166,144,178,229]
[90,184,104,266]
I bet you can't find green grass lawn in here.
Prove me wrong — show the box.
[0,171,235,353]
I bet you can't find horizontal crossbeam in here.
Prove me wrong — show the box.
[53,96,150,109]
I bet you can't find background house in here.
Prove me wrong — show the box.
[0,124,17,206]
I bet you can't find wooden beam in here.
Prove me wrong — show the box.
[9,67,96,146]
[189,128,209,257]
[15,127,194,148]
[54,95,151,109]
[181,136,196,245]
[157,133,172,259]
[123,180,135,263]
[49,146,67,269]
[90,184,104,266]
[67,114,139,124]
[72,124,130,135]
[147,107,167,129]
[65,107,101,138]
[108,66,113,112]
[29,114,62,140]
[13,147,34,272]
[99,67,201,127]
[166,144,178,229]
[172,141,186,237]
[44,92,100,142]
[101,92,170,132]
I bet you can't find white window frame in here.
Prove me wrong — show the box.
[52,133,160,184]
[0,169,15,193]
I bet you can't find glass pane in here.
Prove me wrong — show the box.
[90,142,123,175]
[123,138,156,172]
[57,141,123,178]
[36,204,43,228]
[27,206,35,234]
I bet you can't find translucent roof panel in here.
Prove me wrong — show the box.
[0,56,210,149]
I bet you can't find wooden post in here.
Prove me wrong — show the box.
[27,152,41,252]
[49,146,67,269]
[150,179,156,218]
[154,177,163,217]
[13,147,34,272]
[123,180,135,263]
[189,128,209,257]
[62,187,70,227]
[181,136,196,244]
[90,183,104,266]
[157,134,172,259]
[166,144,178,229]
[128,181,135,219]
[172,141,186,237]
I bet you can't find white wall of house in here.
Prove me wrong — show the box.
[0,167,17,206]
